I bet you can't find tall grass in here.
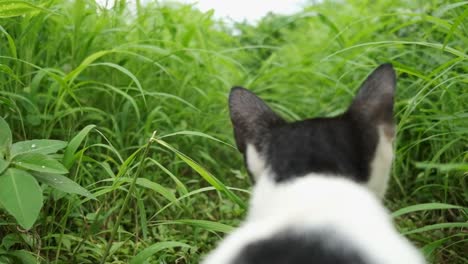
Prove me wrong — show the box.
[0,0,466,263]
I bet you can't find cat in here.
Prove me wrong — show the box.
[202,64,425,264]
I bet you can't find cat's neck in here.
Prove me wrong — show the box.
[247,173,386,224]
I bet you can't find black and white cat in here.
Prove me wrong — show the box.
[202,64,425,264]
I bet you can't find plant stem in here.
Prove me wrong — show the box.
[100,131,157,264]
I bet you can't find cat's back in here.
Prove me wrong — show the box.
[203,176,424,264]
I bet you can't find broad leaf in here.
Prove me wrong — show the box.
[33,172,95,199]
[130,241,191,264]
[0,158,8,174]
[63,124,96,169]
[9,250,37,264]
[1,233,22,250]
[0,117,12,157]
[0,168,43,229]
[13,153,68,174]
[11,139,67,158]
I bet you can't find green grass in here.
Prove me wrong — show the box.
[0,0,467,263]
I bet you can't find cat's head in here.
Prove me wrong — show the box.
[228,64,396,197]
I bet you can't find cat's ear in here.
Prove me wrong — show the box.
[229,87,285,153]
[348,64,396,132]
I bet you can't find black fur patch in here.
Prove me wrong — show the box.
[228,64,396,183]
[266,113,377,183]
[232,229,368,264]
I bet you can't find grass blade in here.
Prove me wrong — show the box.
[130,241,192,264]
[155,138,247,209]
[392,203,464,218]
[63,125,96,169]
[402,222,468,235]
[157,219,234,234]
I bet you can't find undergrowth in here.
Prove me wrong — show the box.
[0,0,466,263]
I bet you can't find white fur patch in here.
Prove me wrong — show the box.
[246,144,266,180]
[202,175,424,264]
[367,125,394,198]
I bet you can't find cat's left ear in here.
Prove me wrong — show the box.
[348,64,396,134]
[229,87,285,154]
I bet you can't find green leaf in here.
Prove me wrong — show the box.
[130,241,191,264]
[65,50,113,83]
[147,158,188,195]
[161,219,234,233]
[0,1,44,18]
[8,250,37,264]
[104,177,177,204]
[11,139,67,158]
[136,178,177,204]
[155,138,247,209]
[62,124,96,169]
[33,172,95,199]
[159,130,236,149]
[0,158,8,174]
[13,153,68,174]
[414,162,468,172]
[0,25,17,58]
[392,203,464,218]
[1,233,22,250]
[420,234,465,257]
[136,196,148,240]
[0,168,43,230]
[317,13,346,48]
[0,117,12,157]
[401,222,468,235]
[92,62,146,105]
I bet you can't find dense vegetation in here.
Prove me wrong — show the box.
[0,0,466,263]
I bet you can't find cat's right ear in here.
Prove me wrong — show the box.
[229,87,285,153]
[348,64,396,132]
